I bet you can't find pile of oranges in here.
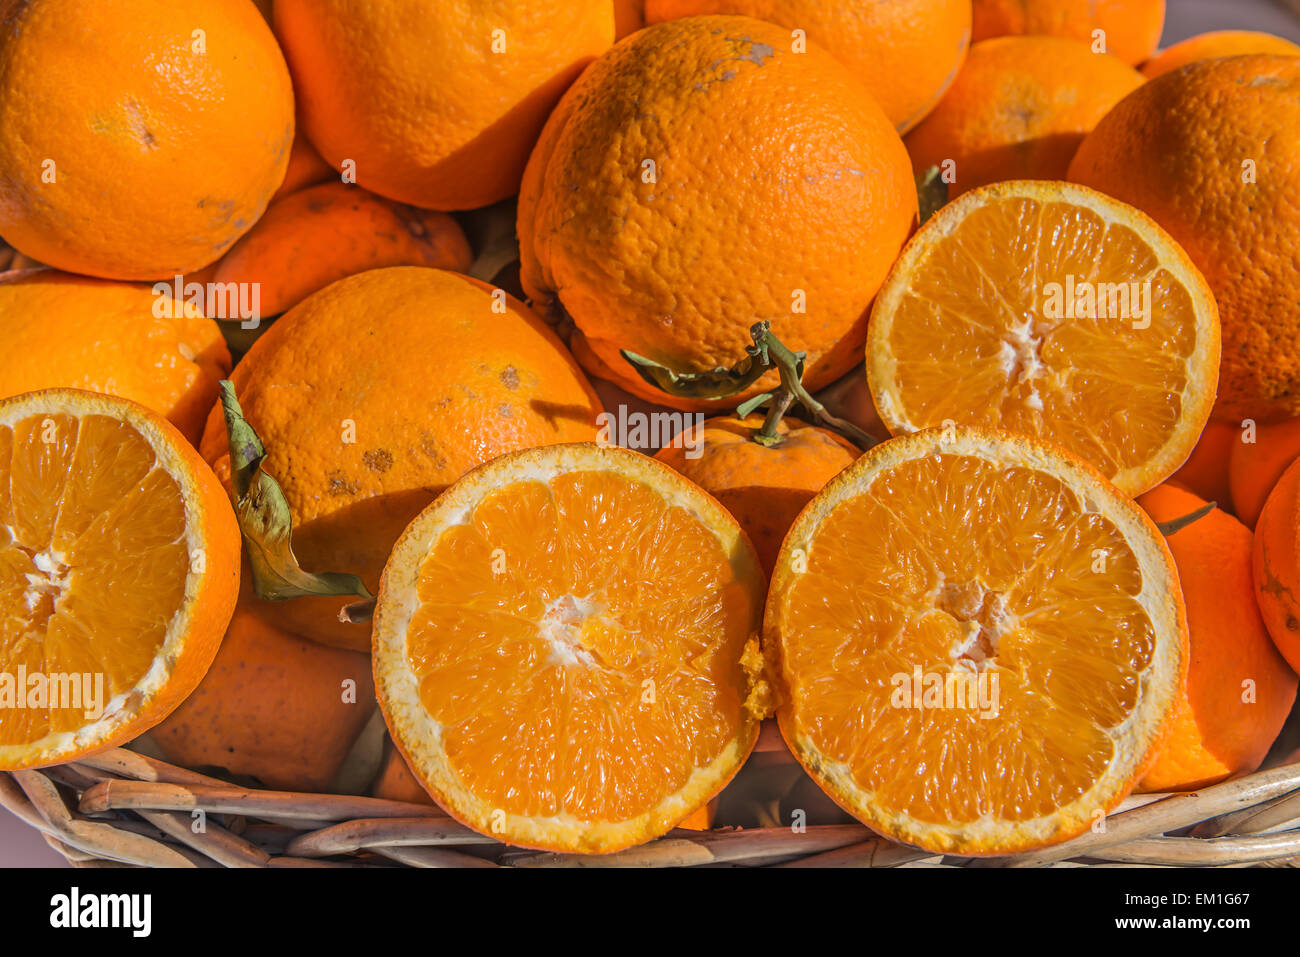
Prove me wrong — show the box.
[1,0,1299,860]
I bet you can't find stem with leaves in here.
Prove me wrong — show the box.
[622,321,881,450]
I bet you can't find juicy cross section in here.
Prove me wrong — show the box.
[0,413,190,744]
[781,452,1157,824]
[889,197,1199,475]
[406,470,753,822]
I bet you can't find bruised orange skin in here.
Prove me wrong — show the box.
[655,416,860,575]
[208,182,473,319]
[0,272,231,445]
[1136,485,1297,792]
[519,16,917,412]
[905,37,1143,196]
[645,0,971,134]
[199,267,603,651]
[972,0,1165,66]
[1142,31,1300,79]
[151,601,377,792]
[1230,417,1300,529]
[1170,420,1235,507]
[0,0,294,280]
[1253,457,1300,674]
[273,0,614,210]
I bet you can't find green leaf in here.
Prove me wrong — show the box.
[620,339,771,401]
[916,165,948,225]
[219,382,372,603]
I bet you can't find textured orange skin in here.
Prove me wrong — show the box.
[0,272,231,445]
[1231,418,1300,529]
[1142,31,1300,79]
[0,389,242,770]
[1069,57,1300,423]
[1135,485,1297,792]
[199,267,604,651]
[0,0,294,280]
[1255,457,1300,674]
[1170,421,1235,507]
[209,182,473,319]
[519,16,917,412]
[272,0,614,210]
[972,0,1164,66]
[151,600,376,793]
[655,416,859,575]
[645,0,971,134]
[905,37,1143,196]
[270,134,336,203]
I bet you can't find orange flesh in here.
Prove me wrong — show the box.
[780,452,1157,824]
[886,197,1199,477]
[406,471,752,822]
[0,413,188,745]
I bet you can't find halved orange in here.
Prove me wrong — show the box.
[0,389,240,770]
[867,180,1220,496]
[372,443,769,853]
[766,426,1187,855]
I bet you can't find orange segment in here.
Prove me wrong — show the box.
[373,443,768,853]
[767,427,1186,855]
[0,389,240,770]
[868,180,1220,495]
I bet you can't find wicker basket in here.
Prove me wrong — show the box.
[6,732,1300,868]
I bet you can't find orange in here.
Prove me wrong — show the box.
[1253,457,1300,674]
[0,272,231,446]
[270,133,336,203]
[767,427,1187,855]
[1169,421,1235,507]
[519,16,916,411]
[655,416,860,575]
[867,180,1221,496]
[972,0,1165,66]
[904,37,1143,196]
[199,267,603,651]
[1230,417,1300,529]
[272,0,614,210]
[372,738,440,807]
[151,601,376,792]
[0,389,241,770]
[1069,56,1300,423]
[614,0,645,37]
[372,443,768,853]
[1142,31,1300,79]
[644,0,971,133]
[207,182,473,319]
[0,0,294,280]
[1135,484,1296,792]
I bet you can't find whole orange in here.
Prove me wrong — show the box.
[272,0,613,210]
[271,133,336,203]
[151,601,377,793]
[207,182,472,318]
[655,416,861,574]
[905,36,1143,195]
[615,0,645,37]
[199,267,603,651]
[1069,56,1300,422]
[1135,484,1297,792]
[0,272,230,444]
[972,0,1164,66]
[0,0,294,280]
[1142,30,1300,79]
[1170,421,1236,507]
[1253,456,1300,674]
[644,0,971,133]
[519,16,916,411]
[1230,417,1300,529]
